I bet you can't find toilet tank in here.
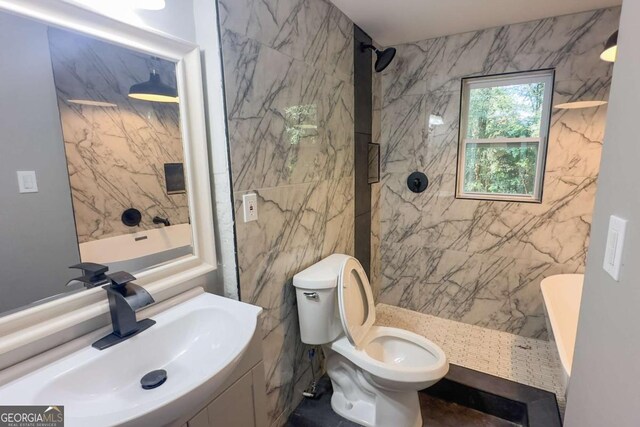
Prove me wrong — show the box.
[293,254,349,344]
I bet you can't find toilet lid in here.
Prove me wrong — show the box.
[337,257,376,348]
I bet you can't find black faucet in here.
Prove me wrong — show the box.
[92,271,156,350]
[152,216,170,226]
[66,263,111,289]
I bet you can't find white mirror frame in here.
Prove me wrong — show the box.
[0,0,217,370]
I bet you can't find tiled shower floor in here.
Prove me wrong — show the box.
[375,304,567,412]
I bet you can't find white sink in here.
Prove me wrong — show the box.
[0,293,262,426]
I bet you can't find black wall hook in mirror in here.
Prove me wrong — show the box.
[121,208,142,227]
[407,172,429,193]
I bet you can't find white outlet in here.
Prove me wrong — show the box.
[603,215,627,281]
[242,193,258,222]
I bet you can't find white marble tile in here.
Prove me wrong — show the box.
[219,2,355,423]
[370,182,381,301]
[380,173,593,338]
[378,243,585,340]
[233,178,354,424]
[222,29,353,193]
[378,8,619,338]
[380,39,430,102]
[218,0,352,83]
[380,94,427,173]
[223,6,355,420]
[385,9,619,96]
[547,99,608,178]
[321,177,355,258]
[371,62,382,300]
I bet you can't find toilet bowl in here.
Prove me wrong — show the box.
[293,254,448,427]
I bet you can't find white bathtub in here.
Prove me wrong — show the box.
[79,223,193,273]
[540,274,584,391]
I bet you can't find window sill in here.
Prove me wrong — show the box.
[455,193,543,204]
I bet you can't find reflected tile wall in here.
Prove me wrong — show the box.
[378,8,620,339]
[217,0,354,424]
[48,29,188,243]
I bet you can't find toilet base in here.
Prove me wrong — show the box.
[325,347,422,427]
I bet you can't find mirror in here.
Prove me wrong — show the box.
[0,10,194,314]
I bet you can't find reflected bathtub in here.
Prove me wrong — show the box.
[79,223,192,273]
[540,274,584,392]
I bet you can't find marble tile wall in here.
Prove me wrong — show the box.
[216,0,354,424]
[377,8,620,339]
[48,29,188,243]
[370,50,382,300]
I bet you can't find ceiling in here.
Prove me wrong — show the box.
[329,0,622,46]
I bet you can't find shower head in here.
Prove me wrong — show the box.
[362,44,397,72]
[374,47,396,72]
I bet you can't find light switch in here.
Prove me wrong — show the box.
[603,215,627,281]
[242,193,258,222]
[17,171,38,193]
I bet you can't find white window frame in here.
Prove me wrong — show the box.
[456,70,554,203]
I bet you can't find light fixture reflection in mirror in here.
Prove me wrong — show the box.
[67,99,118,108]
[128,70,179,103]
[600,30,618,62]
[554,100,608,110]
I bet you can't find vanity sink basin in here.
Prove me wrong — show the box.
[0,293,262,426]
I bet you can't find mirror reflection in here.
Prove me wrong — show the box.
[0,11,193,314]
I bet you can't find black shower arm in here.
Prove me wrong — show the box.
[361,43,378,53]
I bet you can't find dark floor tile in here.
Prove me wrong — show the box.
[420,394,522,427]
[286,377,358,427]
[288,363,563,427]
[287,375,525,427]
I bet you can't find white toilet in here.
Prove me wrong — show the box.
[293,254,448,427]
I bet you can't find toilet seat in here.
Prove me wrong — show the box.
[331,326,448,387]
[337,257,376,348]
[334,257,448,387]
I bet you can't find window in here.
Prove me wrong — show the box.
[456,70,554,202]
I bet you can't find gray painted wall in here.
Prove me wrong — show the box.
[565,2,640,425]
[0,13,80,313]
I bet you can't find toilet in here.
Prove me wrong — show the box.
[293,254,448,427]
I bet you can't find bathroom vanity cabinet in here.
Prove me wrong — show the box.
[180,329,268,427]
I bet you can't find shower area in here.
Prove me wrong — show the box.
[358,7,616,338]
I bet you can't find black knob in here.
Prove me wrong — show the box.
[122,208,142,227]
[407,172,428,193]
